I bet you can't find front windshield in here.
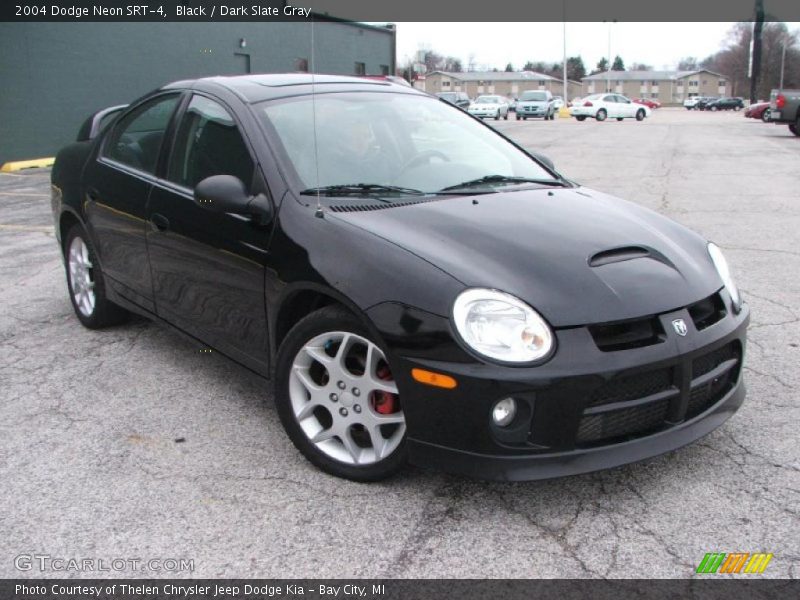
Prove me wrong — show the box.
[520,91,547,101]
[474,96,499,104]
[437,92,456,101]
[258,92,555,194]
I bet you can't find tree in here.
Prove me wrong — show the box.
[611,55,625,71]
[677,56,699,70]
[522,61,536,71]
[701,21,800,100]
[505,62,514,72]
[591,57,609,75]
[629,62,653,71]
[567,56,586,80]
[419,48,464,73]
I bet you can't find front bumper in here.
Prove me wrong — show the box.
[468,110,499,118]
[374,290,749,481]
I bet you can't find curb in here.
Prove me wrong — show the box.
[1,157,55,173]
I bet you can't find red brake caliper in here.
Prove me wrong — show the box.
[372,364,397,414]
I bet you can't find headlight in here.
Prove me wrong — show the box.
[452,288,554,363]
[708,243,741,312]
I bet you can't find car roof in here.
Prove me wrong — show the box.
[162,73,425,103]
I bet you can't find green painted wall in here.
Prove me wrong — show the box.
[0,22,395,164]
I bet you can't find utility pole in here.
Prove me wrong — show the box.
[750,0,764,103]
[562,3,568,103]
[780,36,787,91]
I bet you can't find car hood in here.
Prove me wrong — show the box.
[470,103,499,109]
[329,187,721,327]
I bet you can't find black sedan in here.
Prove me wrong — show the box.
[51,74,748,481]
[705,97,745,111]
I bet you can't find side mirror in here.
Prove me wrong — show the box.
[530,152,555,171]
[194,175,273,225]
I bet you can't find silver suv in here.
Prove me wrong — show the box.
[516,90,555,120]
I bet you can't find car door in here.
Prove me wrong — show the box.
[616,95,636,117]
[84,93,182,312]
[145,93,274,374]
[602,95,618,117]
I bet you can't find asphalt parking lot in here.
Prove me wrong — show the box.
[1,108,798,579]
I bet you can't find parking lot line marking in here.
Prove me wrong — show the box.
[0,224,54,233]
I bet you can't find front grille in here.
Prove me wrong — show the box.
[588,368,673,407]
[692,342,739,378]
[574,341,742,447]
[589,317,666,352]
[577,399,670,443]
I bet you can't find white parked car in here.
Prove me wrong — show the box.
[570,93,651,122]
[467,95,510,120]
[683,96,703,110]
[552,96,565,109]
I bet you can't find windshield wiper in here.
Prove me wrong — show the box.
[438,175,568,193]
[300,183,426,198]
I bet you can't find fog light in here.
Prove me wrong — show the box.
[492,397,517,427]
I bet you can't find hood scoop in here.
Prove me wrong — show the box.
[589,246,652,267]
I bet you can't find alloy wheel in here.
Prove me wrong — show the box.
[288,331,405,465]
[68,236,96,317]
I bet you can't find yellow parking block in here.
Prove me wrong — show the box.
[0,157,55,172]
[558,107,571,118]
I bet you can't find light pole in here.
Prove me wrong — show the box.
[603,20,616,93]
[562,15,568,103]
[780,35,787,91]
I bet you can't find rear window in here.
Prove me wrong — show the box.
[520,91,547,101]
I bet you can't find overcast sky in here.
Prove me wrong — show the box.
[393,22,781,72]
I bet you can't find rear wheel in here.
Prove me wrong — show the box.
[576,116,586,122]
[761,109,771,123]
[711,105,718,111]
[616,117,623,121]
[596,109,607,122]
[275,306,407,481]
[516,114,521,121]
[63,224,129,329]
[504,111,508,120]
[790,121,799,136]
[636,109,646,121]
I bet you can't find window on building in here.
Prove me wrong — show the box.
[380,65,389,76]
[719,80,726,87]
[651,81,659,86]
[442,80,451,87]
[651,93,658,99]
[539,80,547,85]
[103,94,180,174]
[354,62,366,76]
[167,95,254,189]
[294,58,309,72]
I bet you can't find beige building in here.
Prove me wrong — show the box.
[581,69,730,104]
[416,70,582,101]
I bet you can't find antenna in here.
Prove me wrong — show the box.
[310,15,324,218]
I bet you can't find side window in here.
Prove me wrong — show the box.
[603,95,616,103]
[104,95,180,174]
[167,96,254,189]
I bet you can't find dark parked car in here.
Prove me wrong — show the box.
[704,97,745,111]
[694,97,719,110]
[51,74,748,482]
[435,91,470,110]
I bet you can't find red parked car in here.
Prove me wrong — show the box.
[744,101,771,122]
[633,98,661,109]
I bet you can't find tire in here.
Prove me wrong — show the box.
[523,116,528,120]
[504,112,508,120]
[636,109,645,121]
[596,109,607,122]
[616,117,623,121]
[790,121,799,136]
[734,106,741,111]
[63,223,129,329]
[576,116,586,122]
[711,105,718,111]
[516,115,521,121]
[274,305,407,481]
[761,109,770,123]
[495,111,500,120]
[549,113,555,121]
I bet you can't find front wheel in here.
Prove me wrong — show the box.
[495,111,500,120]
[636,109,646,121]
[63,224,129,329]
[275,306,407,481]
[616,117,624,121]
[596,109,607,122]
[790,121,799,136]
[504,111,508,120]
[516,115,521,121]
[762,109,771,123]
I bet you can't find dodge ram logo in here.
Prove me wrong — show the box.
[672,319,688,336]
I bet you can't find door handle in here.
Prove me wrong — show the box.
[151,213,170,232]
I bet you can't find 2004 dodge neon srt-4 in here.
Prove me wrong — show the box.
[51,74,749,481]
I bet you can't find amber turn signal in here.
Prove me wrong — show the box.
[411,368,457,389]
